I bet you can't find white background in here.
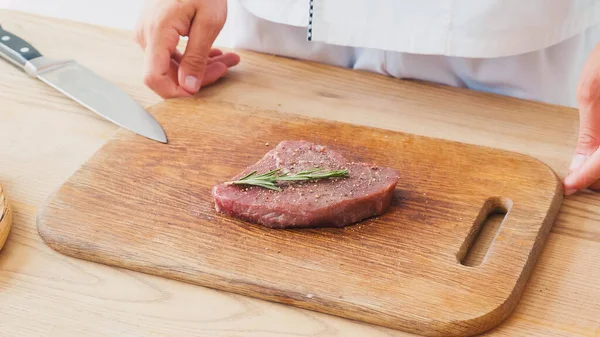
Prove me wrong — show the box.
[0,0,234,46]
[0,0,146,30]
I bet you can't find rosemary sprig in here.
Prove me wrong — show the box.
[226,167,349,191]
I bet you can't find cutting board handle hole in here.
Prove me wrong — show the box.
[458,197,512,267]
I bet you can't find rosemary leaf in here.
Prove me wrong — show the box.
[226,167,349,190]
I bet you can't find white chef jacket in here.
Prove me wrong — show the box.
[225,0,600,108]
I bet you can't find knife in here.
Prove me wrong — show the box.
[0,24,167,143]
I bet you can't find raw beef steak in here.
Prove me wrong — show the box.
[212,140,399,229]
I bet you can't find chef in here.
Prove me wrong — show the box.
[134,0,600,196]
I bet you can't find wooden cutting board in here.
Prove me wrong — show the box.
[37,98,562,337]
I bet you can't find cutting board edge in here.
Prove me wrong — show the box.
[31,221,507,337]
[34,183,563,337]
[150,97,564,177]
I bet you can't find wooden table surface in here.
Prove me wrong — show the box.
[0,10,598,337]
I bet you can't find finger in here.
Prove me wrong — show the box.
[177,14,226,93]
[589,179,600,191]
[571,43,600,166]
[162,58,191,98]
[564,42,600,194]
[167,58,182,88]
[134,23,146,50]
[201,62,228,87]
[177,24,212,93]
[172,50,183,64]
[564,148,600,191]
[208,52,241,68]
[144,45,188,99]
[144,28,190,99]
[174,48,227,68]
[209,48,223,57]
[135,0,159,50]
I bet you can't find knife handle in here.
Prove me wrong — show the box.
[0,24,42,68]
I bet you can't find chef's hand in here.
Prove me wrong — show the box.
[134,0,240,99]
[564,41,600,195]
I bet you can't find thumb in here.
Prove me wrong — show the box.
[178,16,225,93]
[564,48,600,194]
[564,113,600,194]
[569,127,599,174]
[565,94,600,193]
[569,43,600,174]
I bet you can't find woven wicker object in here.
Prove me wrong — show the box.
[0,184,11,251]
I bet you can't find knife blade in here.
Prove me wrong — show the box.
[0,24,167,143]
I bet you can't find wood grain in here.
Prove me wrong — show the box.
[0,183,11,251]
[37,99,563,336]
[0,9,598,337]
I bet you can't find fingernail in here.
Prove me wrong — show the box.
[564,173,577,187]
[564,188,577,196]
[569,154,587,171]
[184,75,199,92]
